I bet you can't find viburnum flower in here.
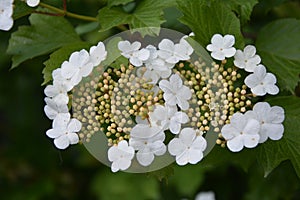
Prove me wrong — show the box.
[206,34,236,60]
[234,45,261,72]
[149,105,189,134]
[159,74,192,110]
[25,0,40,7]
[51,68,74,92]
[89,41,107,66]
[44,97,68,120]
[0,0,14,31]
[168,128,207,165]
[46,113,81,149]
[158,38,193,64]
[129,130,166,166]
[221,113,260,152]
[61,49,94,86]
[107,140,135,172]
[245,102,285,143]
[244,65,279,96]
[118,40,150,67]
[195,191,216,200]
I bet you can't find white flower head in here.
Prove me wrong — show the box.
[44,97,68,120]
[168,128,207,165]
[52,68,74,91]
[245,102,284,143]
[108,140,135,172]
[206,34,236,60]
[221,113,260,152]
[159,74,192,110]
[244,64,279,96]
[61,49,94,86]
[158,38,193,64]
[195,191,216,200]
[118,40,150,67]
[46,113,81,149]
[89,41,107,66]
[0,0,14,31]
[26,0,40,7]
[234,45,261,72]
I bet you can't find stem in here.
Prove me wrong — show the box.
[39,2,97,22]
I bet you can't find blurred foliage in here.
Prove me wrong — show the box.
[1,0,300,199]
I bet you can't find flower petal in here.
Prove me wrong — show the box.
[54,135,70,149]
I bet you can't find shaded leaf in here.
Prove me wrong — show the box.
[13,0,34,19]
[107,0,135,7]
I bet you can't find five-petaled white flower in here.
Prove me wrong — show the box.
[108,140,135,172]
[118,40,150,67]
[89,41,107,66]
[149,105,189,134]
[61,49,94,86]
[158,38,193,64]
[26,0,40,7]
[195,191,216,200]
[168,128,207,165]
[44,97,68,120]
[0,0,14,31]
[46,113,81,149]
[245,102,285,143]
[221,112,260,152]
[244,65,279,96]
[159,74,192,110]
[234,45,261,72]
[206,34,236,60]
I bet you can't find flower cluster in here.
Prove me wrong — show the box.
[44,42,107,149]
[206,34,284,152]
[44,31,285,173]
[0,0,40,31]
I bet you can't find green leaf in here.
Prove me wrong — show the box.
[42,42,90,85]
[98,0,171,36]
[7,14,81,69]
[13,1,34,19]
[107,0,135,7]
[222,0,259,25]
[257,96,300,177]
[177,0,244,48]
[256,19,300,93]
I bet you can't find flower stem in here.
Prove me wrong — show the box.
[39,2,97,22]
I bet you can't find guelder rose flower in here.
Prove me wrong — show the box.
[158,38,193,64]
[0,0,14,31]
[26,0,40,7]
[89,41,107,66]
[195,191,216,200]
[118,40,150,67]
[234,45,261,72]
[221,113,260,152]
[206,34,236,60]
[245,102,285,143]
[61,49,94,86]
[108,140,135,172]
[44,97,68,120]
[46,113,81,149]
[159,74,192,110]
[168,128,207,165]
[244,65,279,96]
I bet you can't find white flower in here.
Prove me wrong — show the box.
[159,74,192,110]
[118,40,150,67]
[89,41,107,66]
[245,102,284,143]
[149,105,189,134]
[26,0,40,7]
[221,112,260,152]
[206,34,236,60]
[168,128,207,165]
[52,68,74,91]
[46,113,81,149]
[61,49,94,86]
[244,65,279,96]
[195,191,216,200]
[44,97,68,120]
[234,45,261,72]
[108,140,135,172]
[157,38,193,64]
[0,0,14,31]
